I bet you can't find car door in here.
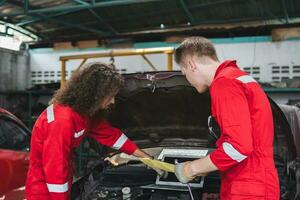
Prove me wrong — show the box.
[0,114,30,197]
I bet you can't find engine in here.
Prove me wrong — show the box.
[72,148,220,200]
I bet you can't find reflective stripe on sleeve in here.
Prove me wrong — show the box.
[47,104,55,123]
[236,75,257,84]
[74,129,85,138]
[112,133,128,150]
[222,142,247,162]
[46,182,68,193]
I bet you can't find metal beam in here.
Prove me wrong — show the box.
[0,32,13,37]
[167,53,173,71]
[0,0,6,6]
[17,8,85,26]
[17,1,87,26]
[281,0,289,24]
[24,0,29,14]
[1,0,159,17]
[6,25,37,39]
[264,8,285,23]
[39,21,96,33]
[33,13,107,35]
[85,0,244,25]
[191,0,242,9]
[179,0,195,24]
[60,47,174,61]
[119,15,289,36]
[72,0,118,34]
[8,0,108,36]
[250,0,285,23]
[61,60,66,88]
[141,55,157,71]
[17,0,238,27]
[73,0,90,6]
[5,25,9,35]
[78,58,88,69]
[89,9,118,34]
[0,19,39,39]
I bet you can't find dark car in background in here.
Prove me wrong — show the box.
[0,108,30,200]
[71,71,300,200]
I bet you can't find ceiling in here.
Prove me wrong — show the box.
[1,0,299,48]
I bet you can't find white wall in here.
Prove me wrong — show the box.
[216,40,300,82]
[29,39,300,86]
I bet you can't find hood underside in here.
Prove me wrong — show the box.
[107,71,211,140]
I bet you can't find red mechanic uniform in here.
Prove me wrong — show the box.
[25,104,137,200]
[209,60,280,199]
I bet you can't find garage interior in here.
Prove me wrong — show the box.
[0,0,300,200]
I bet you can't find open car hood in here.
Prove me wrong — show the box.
[107,71,211,143]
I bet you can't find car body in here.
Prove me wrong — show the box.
[71,71,300,200]
[0,107,31,200]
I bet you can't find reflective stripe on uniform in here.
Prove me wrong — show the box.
[47,104,55,123]
[236,75,257,84]
[112,133,128,150]
[74,129,85,138]
[222,142,247,162]
[46,182,68,193]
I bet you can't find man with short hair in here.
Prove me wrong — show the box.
[174,37,280,199]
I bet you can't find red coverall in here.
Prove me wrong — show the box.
[209,60,280,199]
[25,104,137,200]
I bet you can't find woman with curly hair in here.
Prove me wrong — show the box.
[25,62,155,200]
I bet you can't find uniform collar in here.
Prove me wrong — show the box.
[213,60,238,80]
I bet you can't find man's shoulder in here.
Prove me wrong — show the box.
[210,77,239,93]
[210,73,251,97]
[216,66,246,80]
[212,65,253,87]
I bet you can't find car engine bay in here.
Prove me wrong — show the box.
[72,147,220,200]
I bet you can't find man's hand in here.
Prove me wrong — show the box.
[175,161,195,183]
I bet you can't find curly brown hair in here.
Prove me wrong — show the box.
[50,62,124,120]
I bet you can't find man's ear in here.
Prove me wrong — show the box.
[188,59,197,72]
